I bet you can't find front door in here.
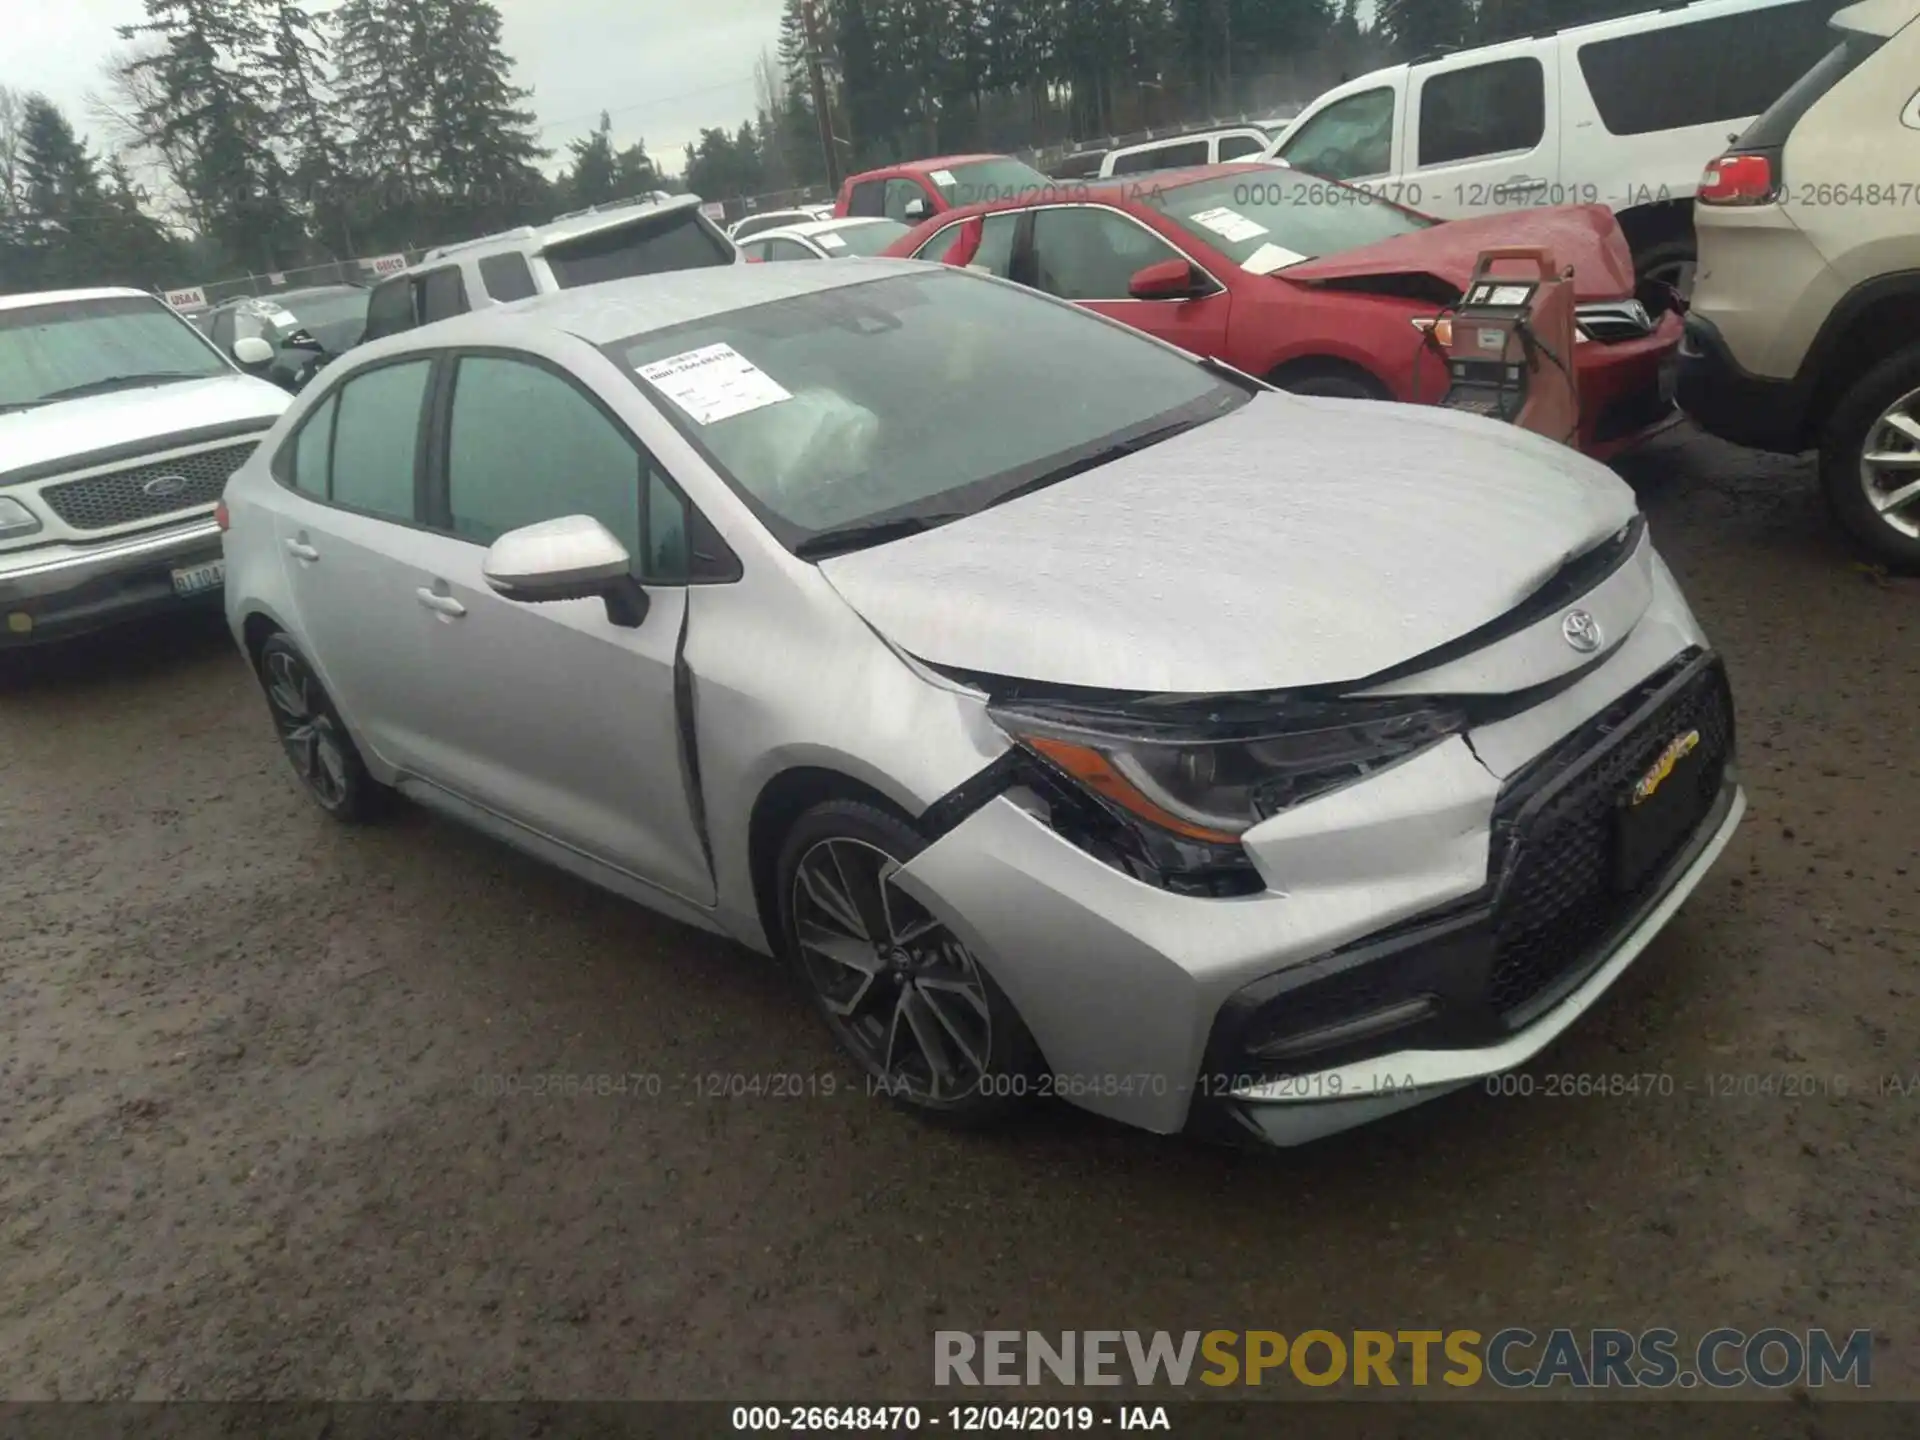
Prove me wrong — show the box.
[1407,50,1559,219]
[1019,205,1232,360]
[400,350,715,906]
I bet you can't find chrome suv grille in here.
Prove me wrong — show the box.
[1487,659,1735,1019]
[39,442,260,531]
[1576,300,1656,344]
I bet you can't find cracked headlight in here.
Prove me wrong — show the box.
[991,696,1467,844]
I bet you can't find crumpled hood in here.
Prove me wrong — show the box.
[818,392,1638,695]
[1283,204,1638,302]
[0,374,289,482]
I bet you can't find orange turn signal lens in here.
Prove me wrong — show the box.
[1023,735,1243,845]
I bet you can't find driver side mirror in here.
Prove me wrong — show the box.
[232,335,274,369]
[1129,258,1210,301]
[482,514,650,628]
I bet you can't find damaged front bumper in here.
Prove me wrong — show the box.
[890,555,1742,1145]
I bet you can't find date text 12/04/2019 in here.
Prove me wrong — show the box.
[731,1406,1170,1432]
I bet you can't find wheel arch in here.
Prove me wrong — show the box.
[1803,272,1920,441]
[1265,353,1395,399]
[1614,198,1694,262]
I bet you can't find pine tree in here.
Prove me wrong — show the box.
[332,0,431,243]
[566,112,618,209]
[421,0,549,237]
[264,0,349,252]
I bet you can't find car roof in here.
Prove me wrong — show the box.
[756,217,905,241]
[0,286,155,312]
[421,193,708,263]
[349,258,935,359]
[886,154,1013,175]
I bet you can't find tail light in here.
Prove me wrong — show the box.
[214,499,230,532]
[1699,153,1777,206]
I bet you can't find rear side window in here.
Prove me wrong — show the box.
[290,392,336,496]
[417,268,468,323]
[846,181,887,217]
[543,210,733,289]
[478,252,538,303]
[363,279,416,341]
[1218,133,1267,160]
[1577,1,1844,136]
[330,360,431,521]
[910,212,1021,278]
[1112,140,1210,175]
[1419,57,1546,166]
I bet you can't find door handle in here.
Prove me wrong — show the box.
[416,587,467,618]
[284,539,319,562]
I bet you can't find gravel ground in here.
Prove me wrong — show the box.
[1,425,1915,1403]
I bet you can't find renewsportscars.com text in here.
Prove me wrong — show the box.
[933,1328,1873,1390]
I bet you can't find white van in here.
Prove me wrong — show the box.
[1099,126,1274,177]
[1263,0,1850,291]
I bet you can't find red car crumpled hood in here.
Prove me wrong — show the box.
[1283,204,1637,302]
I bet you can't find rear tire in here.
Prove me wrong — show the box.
[774,798,1040,1128]
[1819,343,1920,573]
[255,632,389,822]
[1271,363,1391,401]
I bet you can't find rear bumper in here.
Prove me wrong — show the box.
[1674,313,1811,454]
[1576,312,1687,460]
[0,516,224,647]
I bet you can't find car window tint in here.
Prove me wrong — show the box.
[1418,58,1546,166]
[847,181,887,218]
[645,470,690,582]
[1279,87,1396,180]
[1577,1,1844,136]
[446,356,641,553]
[363,279,416,341]
[478,252,538,303]
[883,178,930,223]
[910,212,1020,278]
[1218,133,1266,160]
[418,268,468,322]
[291,391,337,496]
[1030,207,1182,301]
[330,360,429,520]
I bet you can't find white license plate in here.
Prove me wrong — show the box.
[171,559,225,597]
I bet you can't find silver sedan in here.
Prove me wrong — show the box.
[220,259,1744,1146]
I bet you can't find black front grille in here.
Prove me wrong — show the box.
[40,442,259,530]
[1487,660,1735,1020]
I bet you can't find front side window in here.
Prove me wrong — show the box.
[0,294,230,411]
[846,181,887,218]
[1418,57,1547,166]
[764,237,821,262]
[613,268,1246,546]
[445,356,642,555]
[1278,87,1397,181]
[1155,172,1432,273]
[882,178,931,222]
[329,360,430,521]
[543,208,734,289]
[1029,207,1184,301]
[1218,133,1267,160]
[910,212,1020,277]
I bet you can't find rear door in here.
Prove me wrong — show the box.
[396,346,718,905]
[269,356,439,771]
[1406,45,1559,219]
[1018,204,1232,359]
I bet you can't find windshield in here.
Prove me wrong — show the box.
[936,158,1055,207]
[611,268,1246,548]
[0,294,229,410]
[1151,171,1434,273]
[820,220,910,257]
[544,208,735,288]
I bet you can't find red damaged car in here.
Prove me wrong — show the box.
[882,164,1683,459]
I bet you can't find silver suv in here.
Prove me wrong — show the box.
[362,195,741,344]
[0,288,290,648]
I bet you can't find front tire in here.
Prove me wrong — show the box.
[774,798,1039,1126]
[1635,239,1697,304]
[1819,344,1920,572]
[255,633,388,822]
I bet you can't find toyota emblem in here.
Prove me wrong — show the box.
[141,474,189,499]
[1562,610,1604,653]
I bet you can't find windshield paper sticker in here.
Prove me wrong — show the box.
[1189,206,1269,244]
[929,169,958,187]
[816,231,848,250]
[1241,241,1306,275]
[637,343,794,425]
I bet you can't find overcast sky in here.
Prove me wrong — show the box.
[5,0,790,176]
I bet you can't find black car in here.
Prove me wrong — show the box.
[201,285,371,393]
